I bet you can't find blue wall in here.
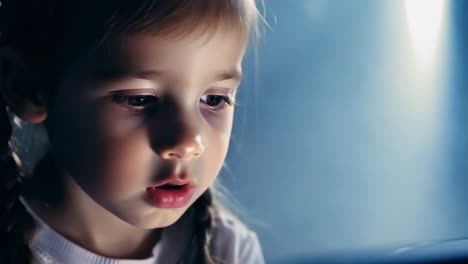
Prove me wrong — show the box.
[222,0,468,261]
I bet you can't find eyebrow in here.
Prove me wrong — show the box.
[91,68,243,83]
[215,69,243,82]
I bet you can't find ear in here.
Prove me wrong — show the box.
[0,46,48,124]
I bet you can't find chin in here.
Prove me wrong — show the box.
[122,208,187,229]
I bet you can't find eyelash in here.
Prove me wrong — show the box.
[200,95,237,111]
[111,94,237,113]
[111,94,158,113]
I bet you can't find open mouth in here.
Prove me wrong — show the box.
[146,182,193,208]
[156,183,185,190]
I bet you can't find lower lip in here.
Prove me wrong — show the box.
[146,184,193,208]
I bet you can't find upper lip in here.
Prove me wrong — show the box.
[150,168,194,188]
[154,178,192,187]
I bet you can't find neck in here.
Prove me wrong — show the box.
[28,174,161,259]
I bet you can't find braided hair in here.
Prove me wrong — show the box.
[0,1,50,262]
[191,189,216,264]
[0,97,36,263]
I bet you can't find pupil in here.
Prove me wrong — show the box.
[129,96,155,106]
[208,96,222,106]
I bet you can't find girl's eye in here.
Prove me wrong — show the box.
[112,94,159,112]
[200,95,236,111]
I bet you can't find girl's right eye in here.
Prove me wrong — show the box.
[111,94,159,112]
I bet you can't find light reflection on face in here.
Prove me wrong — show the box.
[47,27,247,228]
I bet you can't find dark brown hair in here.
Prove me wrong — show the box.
[0,0,260,263]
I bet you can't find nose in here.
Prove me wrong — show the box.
[158,133,205,160]
[149,96,205,161]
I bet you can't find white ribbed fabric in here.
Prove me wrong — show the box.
[19,197,265,264]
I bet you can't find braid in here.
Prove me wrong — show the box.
[0,1,49,262]
[0,98,36,263]
[190,188,215,264]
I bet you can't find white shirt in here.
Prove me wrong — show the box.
[19,197,265,264]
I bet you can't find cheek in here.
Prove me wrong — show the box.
[91,142,151,198]
[81,104,153,198]
[50,94,152,199]
[199,113,233,185]
[201,107,234,132]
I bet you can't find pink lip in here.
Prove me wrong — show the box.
[146,179,194,208]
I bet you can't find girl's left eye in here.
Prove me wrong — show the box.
[200,95,235,111]
[112,94,159,112]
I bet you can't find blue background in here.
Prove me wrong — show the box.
[222,0,468,262]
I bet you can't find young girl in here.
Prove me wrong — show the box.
[0,0,264,263]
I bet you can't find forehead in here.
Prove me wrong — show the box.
[120,29,245,69]
[81,28,247,82]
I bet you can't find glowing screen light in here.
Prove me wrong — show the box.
[404,0,447,65]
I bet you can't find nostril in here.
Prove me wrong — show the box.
[165,152,181,159]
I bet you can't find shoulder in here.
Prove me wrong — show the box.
[210,210,265,264]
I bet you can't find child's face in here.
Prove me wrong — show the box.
[46,27,247,228]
